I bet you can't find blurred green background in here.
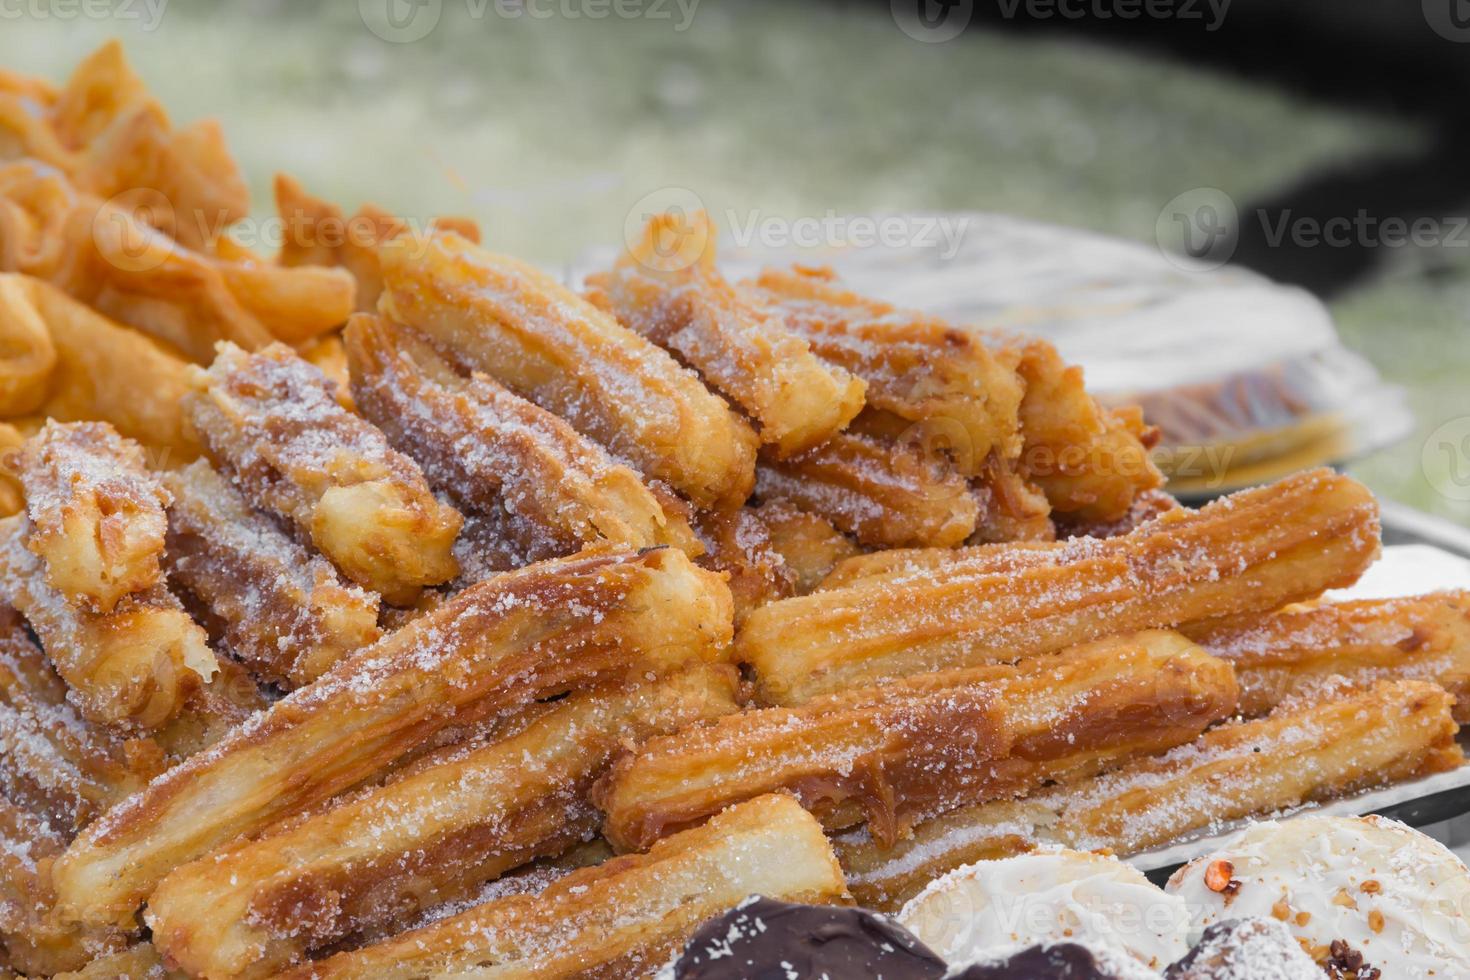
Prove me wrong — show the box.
[2,0,1465,524]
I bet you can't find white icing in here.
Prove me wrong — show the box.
[1165,815,1470,979]
[898,849,1190,970]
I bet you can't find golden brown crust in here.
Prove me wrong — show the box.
[749,499,859,595]
[741,468,1380,705]
[596,631,1236,851]
[376,232,758,509]
[1187,591,1470,719]
[748,265,1024,473]
[0,515,216,731]
[147,666,741,978]
[345,313,700,560]
[286,795,848,980]
[755,430,980,549]
[51,942,185,979]
[587,213,865,457]
[693,505,795,626]
[51,546,733,927]
[1001,334,1164,524]
[836,679,1462,910]
[16,420,169,613]
[164,459,382,687]
[185,341,462,605]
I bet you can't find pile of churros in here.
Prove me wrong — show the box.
[0,43,1464,980]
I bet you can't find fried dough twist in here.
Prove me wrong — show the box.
[377,232,758,509]
[742,468,1380,704]
[836,679,1463,910]
[185,341,462,604]
[147,666,741,978]
[287,794,847,980]
[51,547,733,927]
[586,213,865,456]
[164,459,382,687]
[345,313,700,561]
[597,631,1236,851]
[15,420,168,612]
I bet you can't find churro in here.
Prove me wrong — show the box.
[1187,591,1470,719]
[597,630,1236,851]
[749,499,858,595]
[377,231,758,508]
[742,468,1380,704]
[51,546,733,926]
[0,515,216,730]
[694,505,794,624]
[164,459,382,687]
[185,341,462,604]
[147,665,740,978]
[755,430,979,549]
[586,212,865,456]
[748,264,1024,473]
[345,313,699,559]
[16,420,169,612]
[836,679,1461,910]
[288,794,847,980]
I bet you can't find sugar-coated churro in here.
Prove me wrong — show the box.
[286,794,848,980]
[0,515,216,730]
[1187,591,1470,719]
[748,265,1024,473]
[377,232,758,508]
[597,631,1236,851]
[16,420,169,612]
[185,341,462,604]
[836,678,1461,910]
[345,313,700,560]
[164,459,382,687]
[694,506,795,625]
[51,546,733,927]
[586,213,865,456]
[147,665,741,978]
[749,499,859,595]
[742,468,1380,705]
[755,430,980,549]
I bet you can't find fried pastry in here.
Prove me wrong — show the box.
[0,606,158,831]
[1186,591,1470,719]
[597,631,1236,851]
[742,468,1380,704]
[836,679,1462,910]
[345,312,700,559]
[0,275,199,457]
[586,212,865,456]
[747,264,1024,473]
[0,515,216,730]
[52,943,185,980]
[147,665,741,978]
[1001,334,1164,524]
[164,459,382,687]
[275,173,480,313]
[185,341,462,604]
[51,546,733,926]
[755,430,980,549]
[693,505,795,625]
[287,794,848,980]
[748,499,858,595]
[376,231,758,508]
[0,422,25,517]
[16,420,169,612]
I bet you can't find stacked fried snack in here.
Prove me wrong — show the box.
[0,44,1465,980]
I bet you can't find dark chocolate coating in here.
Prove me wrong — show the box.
[669,896,947,980]
[950,943,1142,979]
